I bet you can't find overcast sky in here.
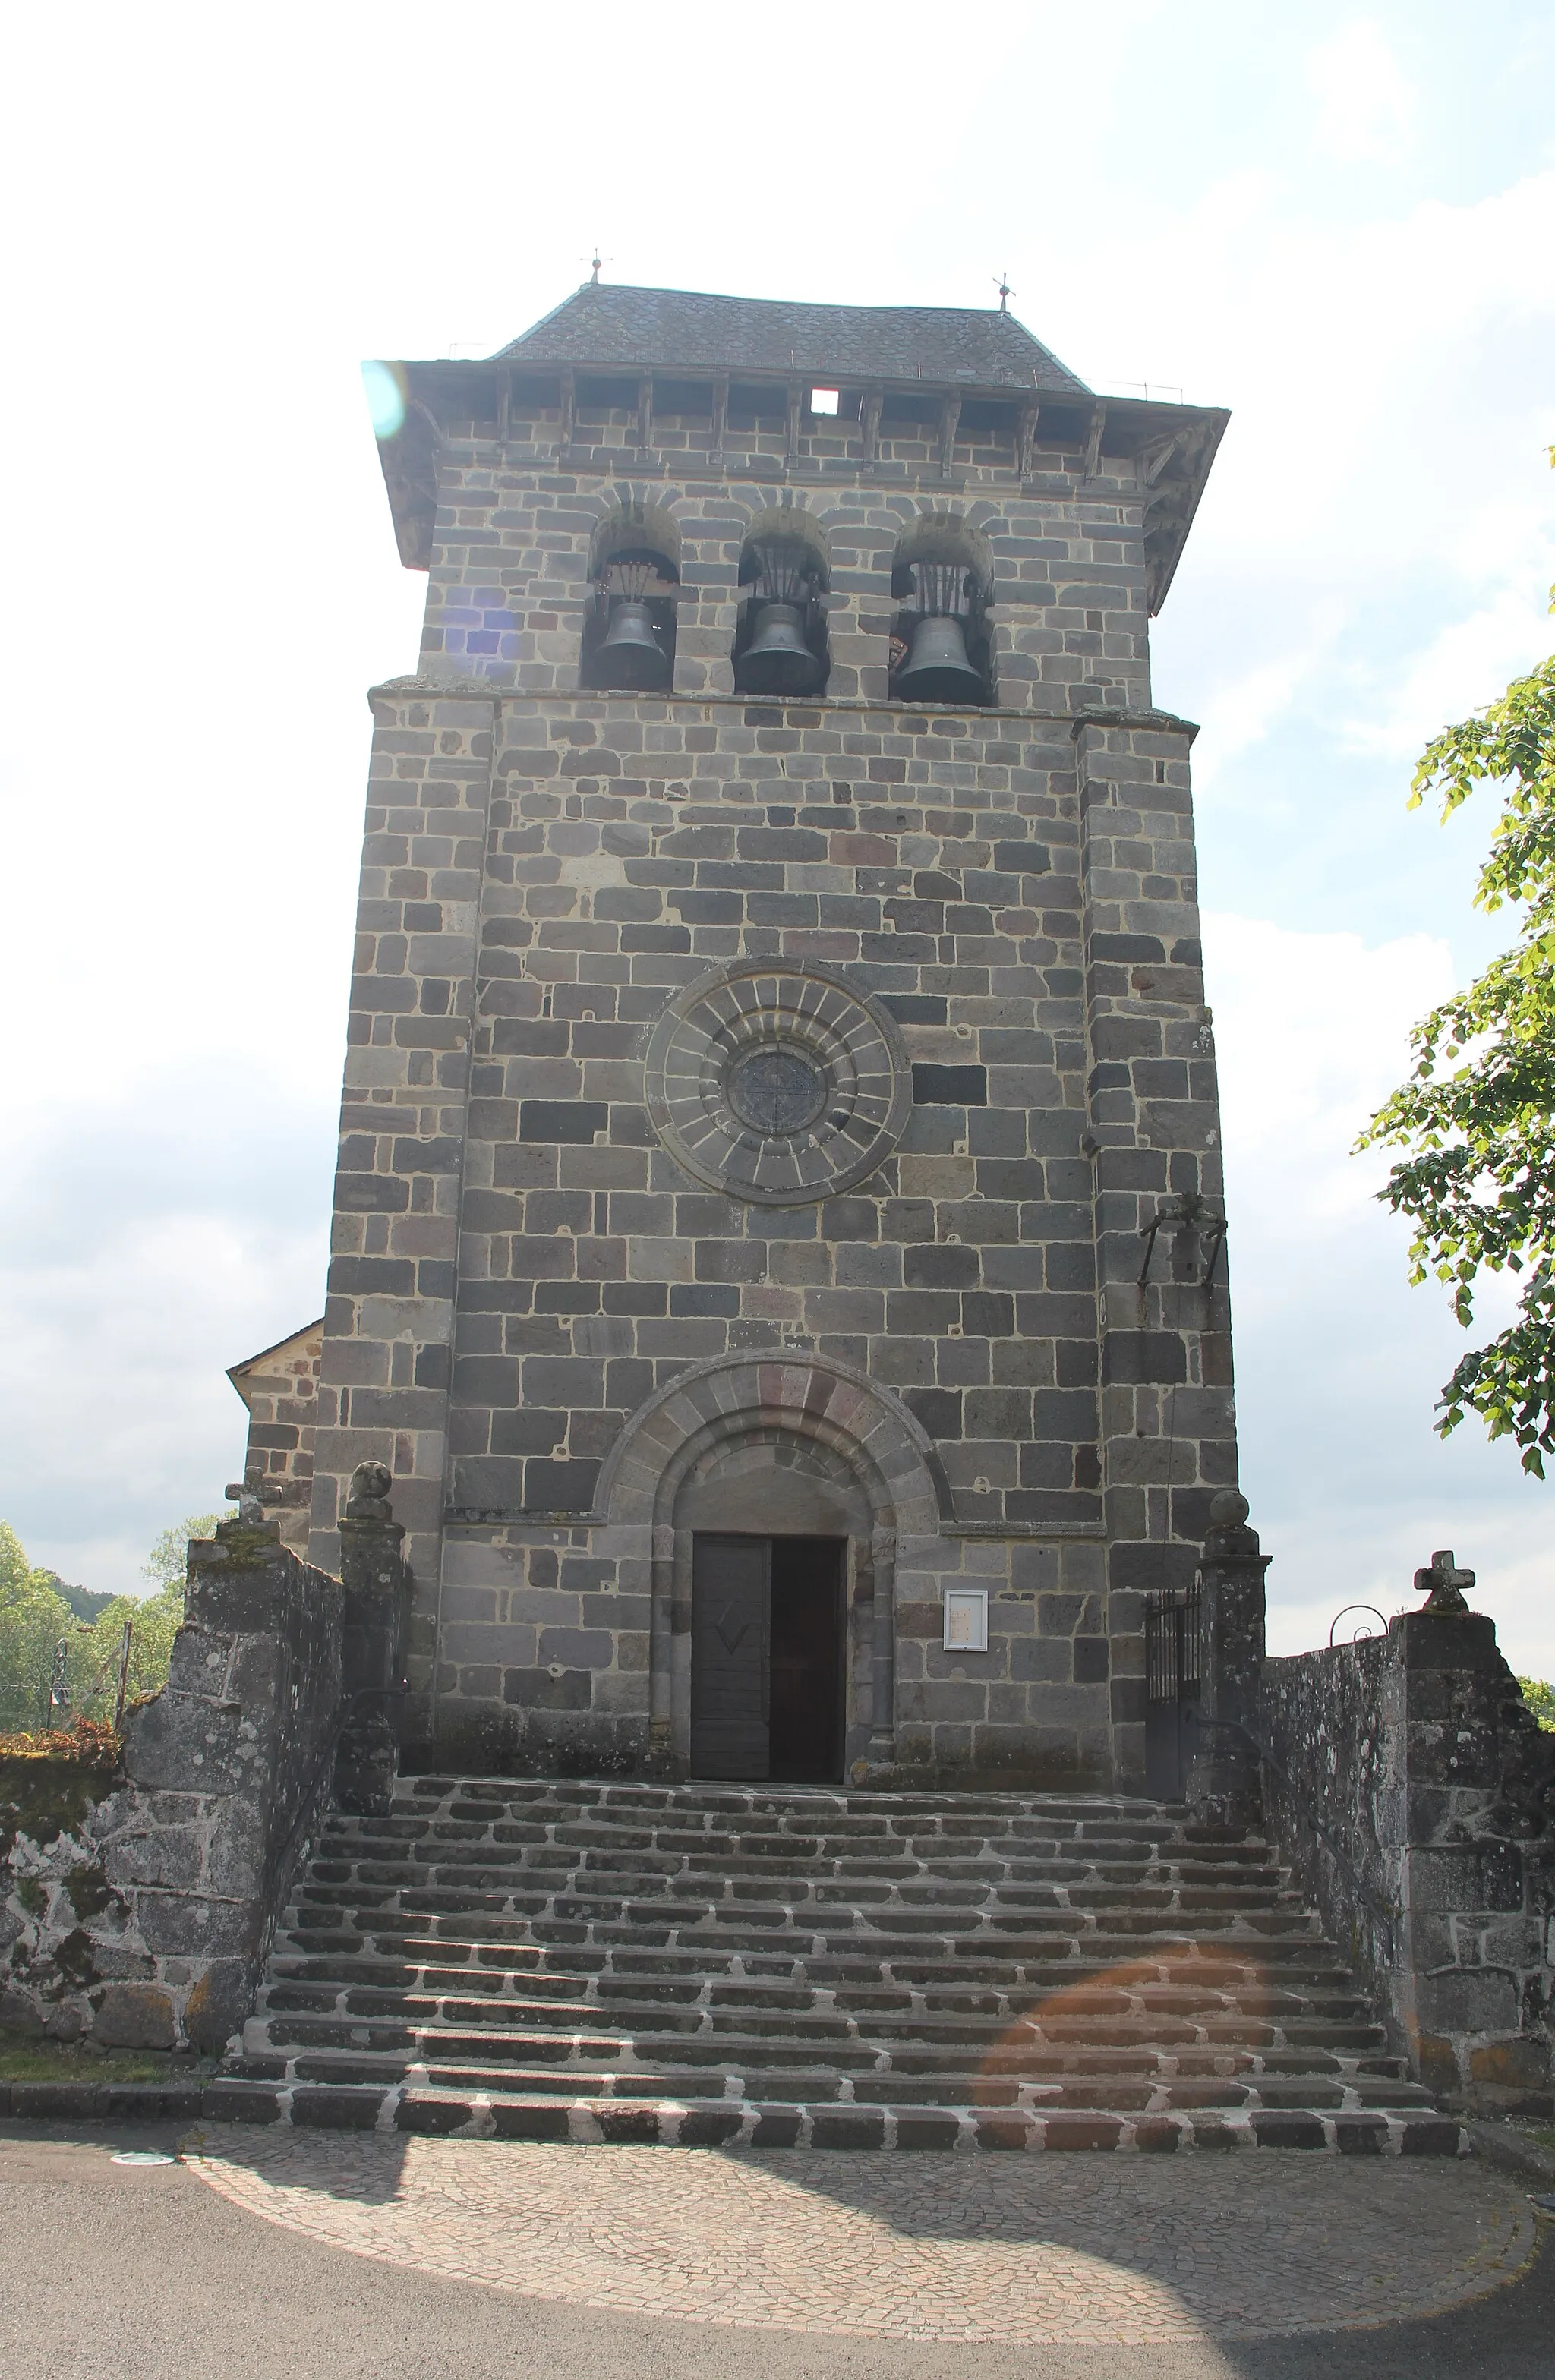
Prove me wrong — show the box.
[2,2,1553,1670]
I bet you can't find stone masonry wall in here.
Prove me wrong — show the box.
[0,1524,343,2054]
[416,393,1152,713]
[305,384,1236,1788]
[231,1320,323,1553]
[310,682,1229,1786]
[1262,1615,1555,2119]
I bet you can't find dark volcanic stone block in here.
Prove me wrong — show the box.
[811,2110,885,2148]
[1399,2120,1465,2156]
[203,2083,283,2125]
[750,2109,803,2147]
[490,2101,572,2140]
[912,1064,988,1106]
[396,2092,475,2133]
[677,2108,746,2147]
[519,1101,610,1143]
[1251,2113,1326,2148]
[974,2114,1030,2149]
[291,2087,386,2129]
[1044,2116,1123,2150]
[597,2105,663,2143]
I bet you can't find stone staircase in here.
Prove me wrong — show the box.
[214,1776,1465,2153]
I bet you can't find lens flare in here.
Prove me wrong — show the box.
[361,360,406,442]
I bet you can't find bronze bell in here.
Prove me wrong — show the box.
[738,601,824,695]
[894,610,986,705]
[596,596,670,691]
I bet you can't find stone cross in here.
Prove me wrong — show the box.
[224,1480,266,1527]
[1414,1549,1475,1613]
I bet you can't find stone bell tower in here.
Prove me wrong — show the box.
[301,279,1232,1792]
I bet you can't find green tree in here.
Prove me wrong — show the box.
[1519,1676,1555,1732]
[141,1514,227,1596]
[1358,457,1555,1473]
[0,1565,72,1733]
[0,1524,79,1732]
[0,1512,230,1734]
[0,1520,36,1598]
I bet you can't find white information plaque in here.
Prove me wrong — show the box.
[942,1587,989,1653]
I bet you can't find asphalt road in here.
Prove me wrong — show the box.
[2,2120,1550,2380]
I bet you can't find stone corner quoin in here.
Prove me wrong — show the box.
[248,298,1237,1792]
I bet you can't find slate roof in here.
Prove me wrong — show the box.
[497,282,1090,396]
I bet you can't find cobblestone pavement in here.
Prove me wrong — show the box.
[187,2131,1537,2345]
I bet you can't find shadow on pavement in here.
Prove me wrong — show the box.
[1,2118,1553,2380]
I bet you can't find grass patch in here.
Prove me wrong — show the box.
[0,2025,216,2085]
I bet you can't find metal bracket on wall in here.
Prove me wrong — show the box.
[1137,1201,1228,1287]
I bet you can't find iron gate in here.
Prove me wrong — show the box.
[1144,1581,1203,1799]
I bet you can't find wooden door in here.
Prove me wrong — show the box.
[768,1537,845,1783]
[690,1535,771,1779]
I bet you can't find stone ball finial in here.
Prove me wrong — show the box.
[345,1460,394,1521]
[1204,1486,1260,1561]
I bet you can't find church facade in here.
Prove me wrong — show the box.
[235,282,1235,1792]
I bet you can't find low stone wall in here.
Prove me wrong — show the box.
[1,1522,344,2053]
[1261,1610,1555,2117]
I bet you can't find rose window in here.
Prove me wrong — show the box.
[643,958,911,1205]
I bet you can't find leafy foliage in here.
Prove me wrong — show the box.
[1520,1675,1555,1733]
[0,1562,73,1737]
[1358,459,1555,1472]
[0,1514,229,1735]
[142,1514,226,1595]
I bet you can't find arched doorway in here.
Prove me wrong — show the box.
[595,1350,948,1782]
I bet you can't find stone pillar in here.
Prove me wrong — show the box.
[1385,1555,1555,2114]
[307,677,497,1735]
[1260,1549,1555,2117]
[1187,1487,1270,1824]
[334,1461,410,1817]
[1075,709,1238,1788]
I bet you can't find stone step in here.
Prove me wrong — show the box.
[245,2007,1403,2073]
[275,1926,1362,1980]
[205,2073,1465,2155]
[294,1870,1318,1919]
[278,1928,1358,1995]
[261,1962,1382,2025]
[297,1884,1312,1932]
[323,1808,1267,1843]
[395,1782,1200,1817]
[287,1911,1329,1966]
[255,1988,1405,2075]
[306,1846,1292,1883]
[229,2029,1438,2109]
[254,1982,1394,2044]
[215,1777,1453,2158]
[329,1836,1276,1876]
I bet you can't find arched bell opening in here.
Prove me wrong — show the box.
[582,503,681,692]
[888,513,995,708]
[733,511,830,698]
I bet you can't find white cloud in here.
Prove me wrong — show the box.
[1306,20,1419,161]
[1205,909,1454,1196]
[1343,581,1554,760]
[0,4,1550,1692]
[1206,909,1553,1680]
[0,1071,333,1594]
[1191,623,1343,786]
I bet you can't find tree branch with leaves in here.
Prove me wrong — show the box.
[1358,454,1555,1472]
